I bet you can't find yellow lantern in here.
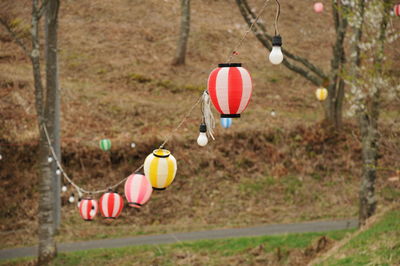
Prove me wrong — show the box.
[144,149,177,190]
[315,88,328,101]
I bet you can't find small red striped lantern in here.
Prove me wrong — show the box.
[395,4,400,16]
[78,198,98,221]
[99,191,124,220]
[208,63,253,118]
[124,173,153,208]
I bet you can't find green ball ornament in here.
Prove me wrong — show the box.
[99,139,112,151]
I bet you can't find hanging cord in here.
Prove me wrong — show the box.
[274,0,280,36]
[42,91,202,195]
[201,91,215,140]
[43,125,144,195]
[227,0,271,63]
[158,94,203,149]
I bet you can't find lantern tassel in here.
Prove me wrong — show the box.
[202,91,215,140]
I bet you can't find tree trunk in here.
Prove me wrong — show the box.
[358,0,389,226]
[324,0,348,130]
[358,110,379,225]
[172,0,190,65]
[45,0,61,231]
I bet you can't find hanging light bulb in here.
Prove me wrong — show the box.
[269,35,283,65]
[130,142,136,148]
[56,169,61,175]
[69,193,75,203]
[197,124,208,147]
[271,109,276,117]
[0,154,2,160]
[77,198,82,208]
[47,156,53,163]
[62,185,67,192]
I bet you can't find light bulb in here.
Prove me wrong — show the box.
[269,35,283,65]
[130,142,136,148]
[56,169,61,175]
[0,154,2,160]
[197,124,208,147]
[69,195,75,203]
[77,198,81,208]
[48,156,53,163]
[62,185,67,192]
[271,110,276,117]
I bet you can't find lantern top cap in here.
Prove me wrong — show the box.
[218,63,242,68]
[153,149,171,158]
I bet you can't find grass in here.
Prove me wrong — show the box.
[1,229,352,266]
[320,210,400,266]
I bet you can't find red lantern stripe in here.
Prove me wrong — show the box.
[228,67,243,114]
[395,4,400,16]
[208,68,223,114]
[99,192,123,218]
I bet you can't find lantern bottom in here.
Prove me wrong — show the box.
[104,217,116,220]
[221,114,241,118]
[129,202,142,208]
[83,219,93,222]
[153,187,166,191]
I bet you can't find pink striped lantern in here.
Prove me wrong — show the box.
[124,173,153,208]
[78,198,98,221]
[99,191,124,220]
[395,4,400,16]
[208,63,253,118]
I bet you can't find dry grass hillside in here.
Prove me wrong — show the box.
[0,0,399,248]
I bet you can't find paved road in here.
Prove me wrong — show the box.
[0,219,357,260]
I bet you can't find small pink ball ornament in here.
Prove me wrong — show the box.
[314,2,324,13]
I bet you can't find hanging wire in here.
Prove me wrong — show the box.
[38,0,280,197]
[227,0,271,63]
[274,0,280,36]
[42,92,203,195]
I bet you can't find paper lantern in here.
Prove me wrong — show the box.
[220,117,232,128]
[99,139,111,151]
[314,2,324,13]
[208,63,253,118]
[99,191,124,219]
[144,149,177,190]
[124,173,153,208]
[78,198,98,221]
[395,4,400,16]
[315,88,328,101]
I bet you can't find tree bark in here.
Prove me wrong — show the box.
[172,0,190,65]
[358,0,389,226]
[45,0,61,232]
[325,0,348,130]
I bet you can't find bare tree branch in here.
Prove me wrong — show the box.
[0,18,29,56]
[236,0,327,82]
[38,0,50,19]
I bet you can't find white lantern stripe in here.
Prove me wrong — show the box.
[101,193,110,217]
[237,67,252,114]
[216,67,230,114]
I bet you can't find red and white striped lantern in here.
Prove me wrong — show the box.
[208,63,253,118]
[99,191,124,220]
[124,173,153,208]
[78,198,98,221]
[395,4,400,16]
